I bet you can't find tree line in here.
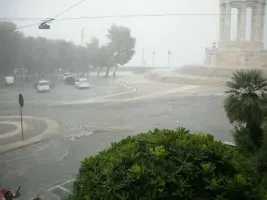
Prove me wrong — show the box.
[0,21,136,78]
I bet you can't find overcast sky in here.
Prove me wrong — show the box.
[1,0,266,67]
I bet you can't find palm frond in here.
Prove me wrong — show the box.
[227,69,267,93]
[224,70,266,125]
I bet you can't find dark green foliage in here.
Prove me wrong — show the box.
[254,136,267,176]
[70,128,262,200]
[232,125,257,155]
[224,69,267,148]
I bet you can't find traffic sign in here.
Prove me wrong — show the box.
[19,94,24,107]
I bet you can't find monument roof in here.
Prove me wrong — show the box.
[220,0,266,5]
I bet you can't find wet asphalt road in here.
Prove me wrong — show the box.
[0,91,232,199]
[0,76,129,105]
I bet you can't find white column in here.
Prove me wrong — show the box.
[252,3,262,41]
[239,3,247,41]
[219,4,226,41]
[224,3,232,41]
[251,6,256,41]
[237,7,241,40]
[259,3,265,42]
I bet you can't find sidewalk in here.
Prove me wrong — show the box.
[111,72,226,101]
[0,116,59,155]
[143,68,229,86]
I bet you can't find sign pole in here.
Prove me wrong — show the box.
[20,106,23,140]
[18,93,24,141]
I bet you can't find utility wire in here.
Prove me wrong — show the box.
[0,12,265,32]
[51,0,89,19]
[0,22,40,33]
[0,13,266,21]
[0,0,89,32]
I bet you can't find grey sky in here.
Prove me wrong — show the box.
[1,0,265,67]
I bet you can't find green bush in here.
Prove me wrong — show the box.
[70,128,263,200]
[232,125,257,155]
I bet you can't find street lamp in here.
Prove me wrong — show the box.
[168,50,171,68]
[81,27,85,47]
[38,19,54,30]
[152,51,155,68]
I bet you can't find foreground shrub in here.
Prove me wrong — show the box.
[70,128,263,200]
[232,125,257,155]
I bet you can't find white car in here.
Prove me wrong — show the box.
[37,80,50,92]
[62,73,72,80]
[75,78,90,89]
[5,76,15,85]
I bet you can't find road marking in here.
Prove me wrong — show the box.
[0,116,59,154]
[48,179,75,192]
[0,121,28,139]
[58,149,69,161]
[58,186,72,194]
[119,85,199,102]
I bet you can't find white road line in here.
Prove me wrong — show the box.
[58,186,73,194]
[59,178,75,187]
[48,179,75,191]
[0,121,28,139]
[58,149,69,161]
[120,85,199,102]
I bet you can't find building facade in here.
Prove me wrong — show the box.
[205,0,267,68]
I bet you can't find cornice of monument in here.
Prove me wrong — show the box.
[220,0,266,5]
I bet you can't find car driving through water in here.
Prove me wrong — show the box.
[35,80,51,93]
[75,78,90,89]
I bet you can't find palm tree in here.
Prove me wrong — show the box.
[224,69,267,147]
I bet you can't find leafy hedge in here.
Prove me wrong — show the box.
[70,128,263,200]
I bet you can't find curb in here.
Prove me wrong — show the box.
[118,80,138,92]
[145,73,228,85]
[0,116,59,155]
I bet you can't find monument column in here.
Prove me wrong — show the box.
[237,7,241,40]
[259,3,265,42]
[239,3,247,41]
[252,3,262,41]
[251,5,256,41]
[219,4,226,41]
[224,3,232,41]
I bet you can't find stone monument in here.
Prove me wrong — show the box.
[205,0,267,68]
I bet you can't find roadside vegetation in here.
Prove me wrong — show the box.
[68,68,267,199]
[0,21,135,78]
[70,128,263,200]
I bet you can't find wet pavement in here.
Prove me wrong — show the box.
[0,93,232,200]
[0,72,232,200]
[0,76,129,105]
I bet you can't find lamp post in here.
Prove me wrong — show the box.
[152,51,155,68]
[81,27,84,47]
[168,50,171,68]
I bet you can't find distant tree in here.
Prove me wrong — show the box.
[0,21,136,80]
[105,24,136,76]
[97,45,114,77]
[86,37,100,75]
[0,21,20,76]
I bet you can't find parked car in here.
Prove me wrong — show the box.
[4,76,15,85]
[64,76,78,85]
[36,80,50,93]
[75,78,90,89]
[34,80,55,89]
[62,73,72,80]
